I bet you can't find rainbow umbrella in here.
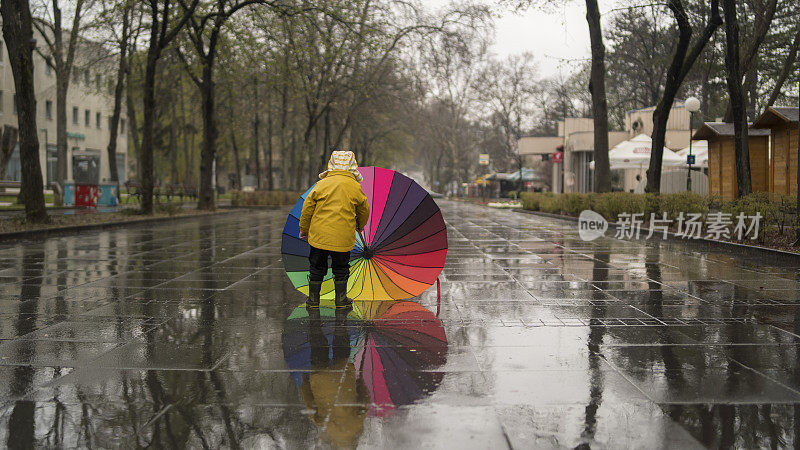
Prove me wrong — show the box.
[281,300,447,416]
[281,167,447,302]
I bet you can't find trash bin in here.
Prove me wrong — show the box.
[63,182,76,206]
[98,182,118,206]
[75,183,99,207]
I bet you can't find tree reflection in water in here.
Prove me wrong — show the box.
[577,246,610,448]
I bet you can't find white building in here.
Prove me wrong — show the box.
[0,33,128,186]
[519,102,694,193]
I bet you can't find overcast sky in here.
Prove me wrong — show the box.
[425,0,619,80]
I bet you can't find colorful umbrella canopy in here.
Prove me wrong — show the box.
[282,300,447,416]
[281,167,447,302]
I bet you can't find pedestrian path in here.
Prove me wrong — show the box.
[0,201,797,447]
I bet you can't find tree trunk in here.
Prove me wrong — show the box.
[722,0,752,197]
[141,48,158,214]
[266,87,274,191]
[320,107,330,173]
[226,91,242,190]
[2,0,47,222]
[291,131,298,190]
[107,5,130,194]
[585,0,610,193]
[253,76,261,190]
[180,77,191,184]
[744,59,758,121]
[169,100,178,183]
[304,123,314,187]
[55,75,68,203]
[279,74,288,190]
[126,60,140,179]
[198,64,217,209]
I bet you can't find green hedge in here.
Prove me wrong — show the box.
[521,191,797,238]
[230,190,302,206]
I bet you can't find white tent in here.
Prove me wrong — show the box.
[676,140,709,168]
[589,134,685,170]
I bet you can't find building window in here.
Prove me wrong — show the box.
[46,145,57,185]
[73,107,78,124]
[95,74,102,89]
[45,57,52,75]
[84,109,90,126]
[46,100,52,120]
[72,68,80,84]
[120,118,126,134]
[96,112,101,129]
[13,94,17,115]
[84,70,90,85]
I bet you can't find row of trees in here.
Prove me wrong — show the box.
[4,0,797,223]
[1,0,497,222]
[410,0,799,196]
[520,0,798,196]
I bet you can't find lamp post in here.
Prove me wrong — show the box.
[685,97,701,192]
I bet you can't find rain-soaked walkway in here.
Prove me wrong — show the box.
[0,200,799,448]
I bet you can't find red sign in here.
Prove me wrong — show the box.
[552,152,564,163]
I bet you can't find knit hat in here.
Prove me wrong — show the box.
[319,150,363,182]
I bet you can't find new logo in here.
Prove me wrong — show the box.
[578,210,608,241]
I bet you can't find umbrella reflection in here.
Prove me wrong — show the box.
[282,299,448,447]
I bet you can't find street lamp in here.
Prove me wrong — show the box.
[685,96,701,192]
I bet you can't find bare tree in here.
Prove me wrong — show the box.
[2,0,48,222]
[32,0,89,205]
[177,0,271,210]
[476,53,538,193]
[140,0,200,214]
[585,0,610,193]
[722,0,751,196]
[99,0,138,196]
[645,0,721,193]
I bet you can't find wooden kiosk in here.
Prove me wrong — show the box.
[694,123,770,199]
[752,107,799,196]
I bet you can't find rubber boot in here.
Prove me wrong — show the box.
[334,280,352,309]
[307,280,322,308]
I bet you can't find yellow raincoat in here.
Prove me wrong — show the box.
[299,152,370,252]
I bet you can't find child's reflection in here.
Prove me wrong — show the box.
[301,309,367,449]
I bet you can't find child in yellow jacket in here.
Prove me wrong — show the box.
[299,151,370,308]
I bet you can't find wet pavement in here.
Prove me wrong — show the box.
[0,200,799,448]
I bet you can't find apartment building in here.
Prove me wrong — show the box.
[0,32,128,186]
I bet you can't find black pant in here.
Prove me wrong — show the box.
[308,245,350,283]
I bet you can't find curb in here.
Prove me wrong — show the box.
[513,208,800,261]
[0,209,243,242]
[221,205,288,210]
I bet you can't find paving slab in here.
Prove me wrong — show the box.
[0,202,798,447]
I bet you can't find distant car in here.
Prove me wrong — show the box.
[428,191,444,199]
